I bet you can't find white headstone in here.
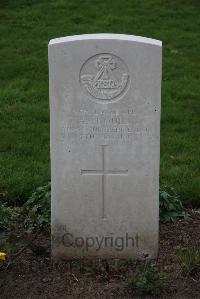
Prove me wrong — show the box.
[49,34,162,259]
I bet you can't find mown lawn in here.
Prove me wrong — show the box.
[0,0,199,206]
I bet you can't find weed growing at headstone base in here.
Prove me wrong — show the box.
[159,186,190,223]
[0,202,20,231]
[23,182,51,232]
[0,183,51,232]
[0,183,190,232]
[176,246,200,278]
[126,261,165,295]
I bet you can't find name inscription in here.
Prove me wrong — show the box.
[62,106,152,145]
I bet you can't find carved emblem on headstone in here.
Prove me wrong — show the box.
[80,53,129,101]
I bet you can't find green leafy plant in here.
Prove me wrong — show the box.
[177,246,200,277]
[0,202,20,231]
[83,265,95,277]
[23,183,51,232]
[127,261,165,295]
[159,187,190,223]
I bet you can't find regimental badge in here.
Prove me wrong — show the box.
[80,53,129,102]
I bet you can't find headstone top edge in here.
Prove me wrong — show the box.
[48,33,162,47]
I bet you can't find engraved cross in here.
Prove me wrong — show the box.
[81,145,128,219]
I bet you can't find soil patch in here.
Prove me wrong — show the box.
[0,210,199,298]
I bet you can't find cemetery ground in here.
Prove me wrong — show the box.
[0,208,200,298]
[0,0,199,298]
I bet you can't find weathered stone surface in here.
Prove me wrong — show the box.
[49,34,162,259]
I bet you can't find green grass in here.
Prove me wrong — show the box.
[177,246,200,277]
[0,0,199,206]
